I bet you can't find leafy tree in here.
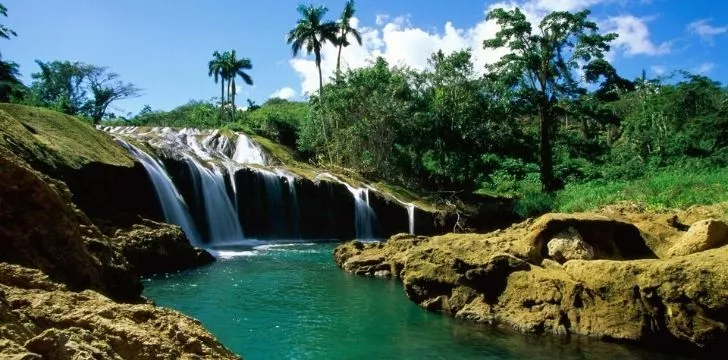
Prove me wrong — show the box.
[287,4,339,96]
[0,57,22,102]
[0,3,21,102]
[26,60,139,122]
[28,60,92,115]
[246,98,260,112]
[86,66,141,124]
[483,8,617,191]
[0,3,17,44]
[223,49,253,121]
[208,50,229,121]
[335,0,362,74]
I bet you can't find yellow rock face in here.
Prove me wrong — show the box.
[0,263,240,360]
[335,210,728,353]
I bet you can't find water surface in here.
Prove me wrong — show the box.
[143,243,681,360]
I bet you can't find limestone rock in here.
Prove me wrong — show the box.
[547,227,595,263]
[108,220,215,277]
[0,151,141,301]
[335,210,728,354]
[0,264,240,360]
[668,219,728,257]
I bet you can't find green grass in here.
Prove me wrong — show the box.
[517,167,728,215]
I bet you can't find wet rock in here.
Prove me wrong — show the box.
[335,210,728,354]
[108,220,215,277]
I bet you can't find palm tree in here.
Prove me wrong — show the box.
[335,0,362,74]
[223,50,253,121]
[286,4,339,97]
[208,50,229,122]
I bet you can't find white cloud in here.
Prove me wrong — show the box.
[270,87,297,100]
[650,65,666,75]
[604,15,671,56]
[288,1,668,94]
[694,62,715,74]
[375,14,390,26]
[687,19,727,42]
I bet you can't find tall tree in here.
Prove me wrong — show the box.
[29,60,92,115]
[208,50,229,122]
[27,60,139,122]
[335,0,362,74]
[287,4,339,97]
[483,8,617,191]
[0,57,21,101]
[223,49,253,121]
[86,66,141,124]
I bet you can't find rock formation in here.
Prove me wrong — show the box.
[335,208,728,354]
[0,104,237,358]
[0,263,239,359]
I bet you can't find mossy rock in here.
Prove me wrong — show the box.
[0,104,134,170]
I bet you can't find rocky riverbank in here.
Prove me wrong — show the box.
[0,104,237,359]
[334,204,728,354]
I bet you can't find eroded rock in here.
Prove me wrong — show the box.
[108,220,215,277]
[0,264,240,360]
[335,211,728,354]
[668,219,728,257]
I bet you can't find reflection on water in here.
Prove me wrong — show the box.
[144,243,686,360]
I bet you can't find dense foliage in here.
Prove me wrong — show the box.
[3,0,726,215]
[298,53,727,214]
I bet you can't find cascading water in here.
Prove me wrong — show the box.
[315,173,379,240]
[116,140,203,246]
[277,169,300,239]
[233,134,266,165]
[184,155,245,244]
[103,127,417,243]
[406,204,415,235]
[350,188,376,240]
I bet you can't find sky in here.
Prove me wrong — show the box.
[2,0,727,115]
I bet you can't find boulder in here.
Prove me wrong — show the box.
[546,227,595,263]
[0,151,141,301]
[0,263,239,360]
[335,211,728,354]
[108,220,215,277]
[668,219,728,257]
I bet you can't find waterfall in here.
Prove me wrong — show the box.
[104,127,420,242]
[406,204,415,235]
[316,173,379,240]
[350,188,376,240]
[116,140,203,246]
[184,156,245,244]
[277,169,300,239]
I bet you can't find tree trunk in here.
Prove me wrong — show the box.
[220,79,225,124]
[315,52,331,162]
[538,101,556,192]
[231,77,236,122]
[336,45,343,76]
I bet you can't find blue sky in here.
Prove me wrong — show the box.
[2,0,727,115]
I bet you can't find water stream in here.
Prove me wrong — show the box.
[143,243,683,360]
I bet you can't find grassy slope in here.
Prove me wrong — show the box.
[555,168,728,213]
[0,104,133,170]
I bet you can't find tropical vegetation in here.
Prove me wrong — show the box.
[2,1,727,216]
